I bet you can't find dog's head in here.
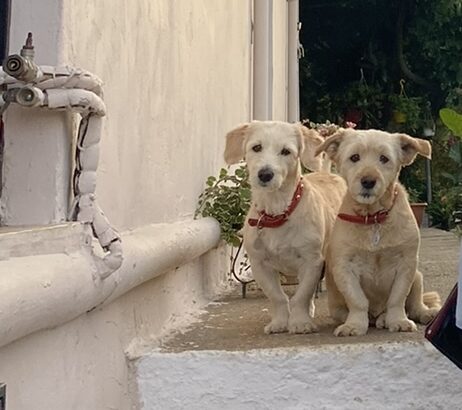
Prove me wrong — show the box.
[315,129,431,205]
[224,121,323,191]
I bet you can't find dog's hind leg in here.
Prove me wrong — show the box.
[287,256,323,334]
[250,259,290,334]
[406,270,441,324]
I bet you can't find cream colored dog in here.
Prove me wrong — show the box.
[315,128,441,337]
[224,121,346,334]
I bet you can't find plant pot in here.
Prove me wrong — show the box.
[393,110,407,124]
[410,202,427,227]
[344,108,363,124]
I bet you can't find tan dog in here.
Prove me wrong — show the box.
[224,121,346,334]
[315,128,441,336]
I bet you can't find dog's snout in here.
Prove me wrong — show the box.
[258,167,274,183]
[361,177,376,190]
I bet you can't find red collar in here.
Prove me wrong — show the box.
[337,186,399,225]
[248,180,304,229]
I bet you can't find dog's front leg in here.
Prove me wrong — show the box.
[250,258,290,334]
[332,256,369,336]
[384,253,418,332]
[288,256,323,334]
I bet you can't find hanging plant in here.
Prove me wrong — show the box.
[389,80,423,131]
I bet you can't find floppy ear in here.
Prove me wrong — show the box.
[314,129,346,162]
[397,134,432,166]
[296,125,323,171]
[224,123,250,164]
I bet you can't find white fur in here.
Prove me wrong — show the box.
[224,121,346,334]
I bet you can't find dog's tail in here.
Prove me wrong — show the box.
[423,291,441,309]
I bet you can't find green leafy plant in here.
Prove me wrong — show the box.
[407,187,423,203]
[195,165,251,247]
[428,185,462,230]
[440,108,462,137]
[427,108,462,231]
[389,94,423,131]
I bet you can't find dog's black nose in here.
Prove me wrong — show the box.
[361,177,376,190]
[258,168,274,183]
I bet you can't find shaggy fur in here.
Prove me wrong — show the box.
[315,128,441,337]
[224,121,346,334]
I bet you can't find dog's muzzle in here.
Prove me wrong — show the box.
[361,177,376,190]
[258,167,274,184]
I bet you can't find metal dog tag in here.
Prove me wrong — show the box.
[371,224,381,247]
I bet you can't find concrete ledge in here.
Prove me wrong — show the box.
[137,342,462,410]
[0,217,221,348]
[0,223,92,259]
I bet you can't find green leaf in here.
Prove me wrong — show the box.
[440,108,462,138]
[206,176,216,187]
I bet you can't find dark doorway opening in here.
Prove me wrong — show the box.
[0,0,11,204]
[0,0,10,65]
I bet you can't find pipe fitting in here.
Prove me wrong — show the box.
[2,85,45,107]
[2,33,40,82]
[2,54,39,82]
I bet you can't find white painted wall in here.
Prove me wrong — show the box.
[0,247,228,410]
[60,0,254,231]
[0,0,296,408]
[1,0,70,225]
[0,1,263,409]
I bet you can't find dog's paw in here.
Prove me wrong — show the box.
[334,322,368,337]
[288,318,318,334]
[264,320,288,334]
[386,317,417,332]
[375,313,386,329]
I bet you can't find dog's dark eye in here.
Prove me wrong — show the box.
[252,144,262,153]
[380,155,389,164]
[280,148,291,156]
[350,154,360,163]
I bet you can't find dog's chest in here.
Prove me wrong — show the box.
[248,224,311,274]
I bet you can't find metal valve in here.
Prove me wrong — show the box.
[2,85,44,107]
[2,32,39,82]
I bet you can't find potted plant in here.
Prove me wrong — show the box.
[342,81,385,128]
[407,187,427,227]
[389,93,423,132]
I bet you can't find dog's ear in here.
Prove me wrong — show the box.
[314,129,346,162]
[224,123,250,164]
[397,134,432,166]
[296,125,323,171]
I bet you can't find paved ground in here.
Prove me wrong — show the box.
[162,228,460,352]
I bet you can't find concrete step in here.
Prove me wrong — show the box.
[135,229,462,409]
[137,343,462,410]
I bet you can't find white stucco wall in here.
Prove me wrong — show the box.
[0,247,228,410]
[59,0,253,231]
[0,1,257,409]
[1,0,71,225]
[0,1,297,408]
